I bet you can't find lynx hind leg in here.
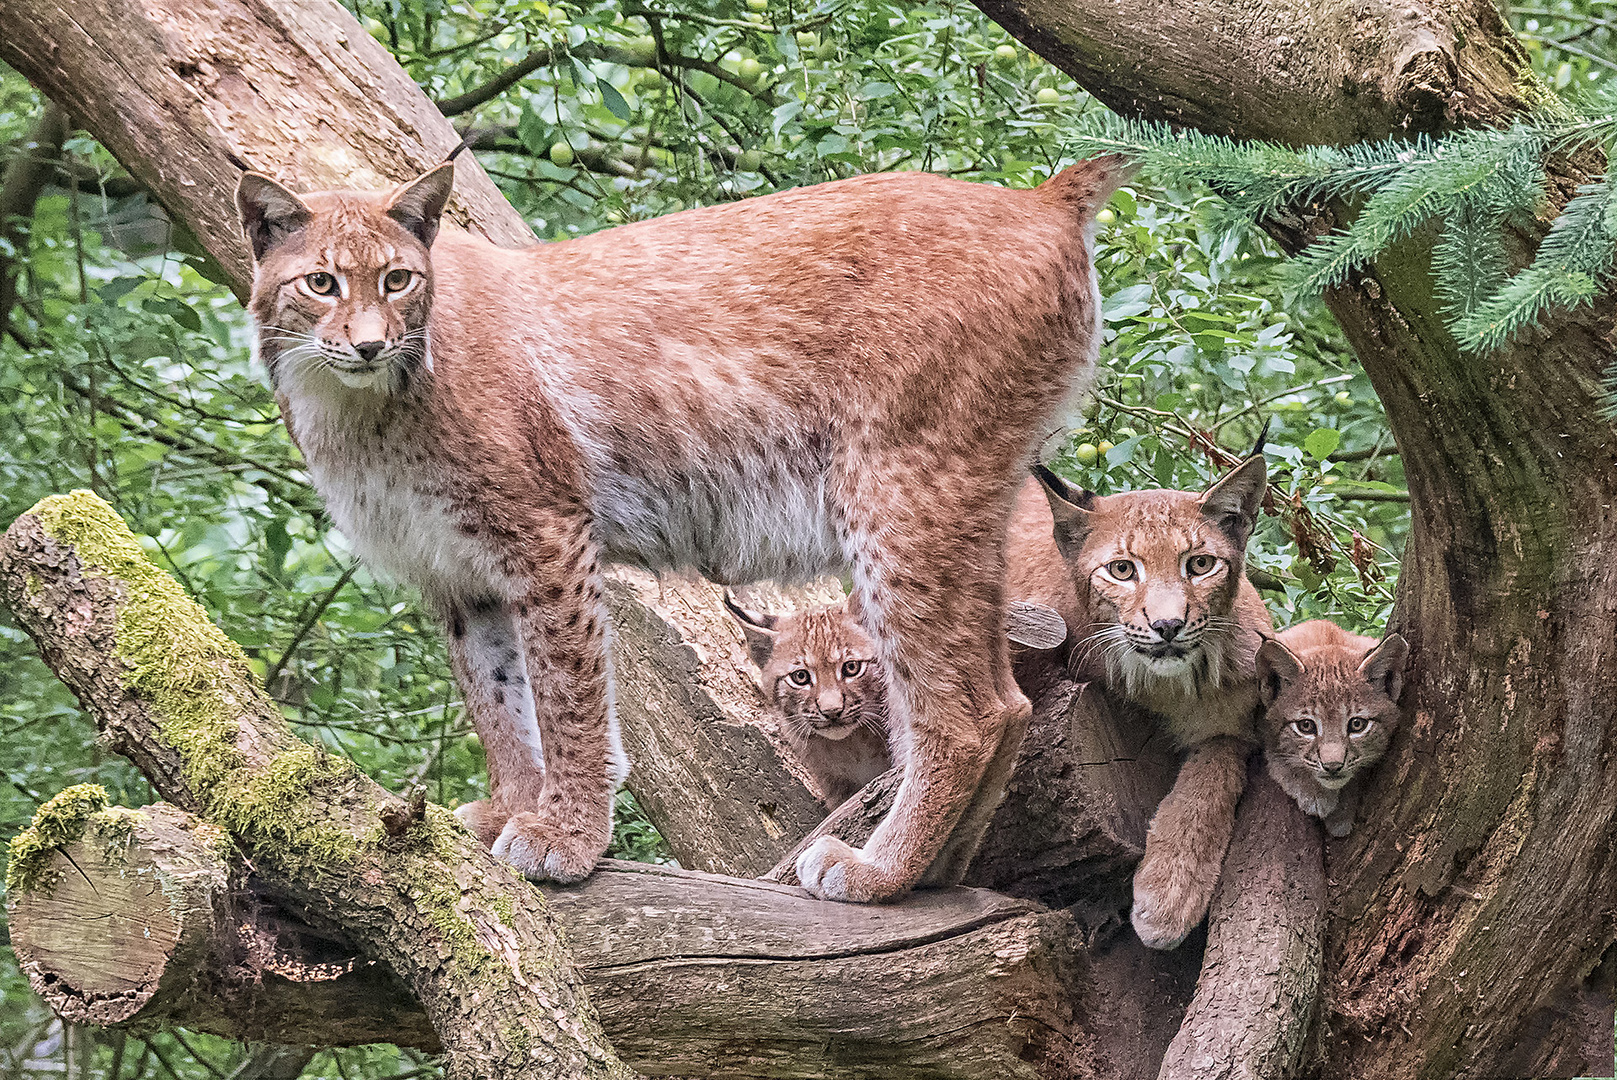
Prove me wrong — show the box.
[495,548,620,884]
[920,623,1031,888]
[797,525,1024,902]
[444,599,546,851]
[1131,735,1251,949]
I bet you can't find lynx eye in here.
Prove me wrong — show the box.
[1347,716,1372,735]
[840,660,864,679]
[304,272,338,296]
[787,669,812,687]
[1291,718,1318,736]
[383,268,412,293]
[1186,553,1218,576]
[1106,559,1137,581]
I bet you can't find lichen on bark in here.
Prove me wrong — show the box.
[5,783,109,893]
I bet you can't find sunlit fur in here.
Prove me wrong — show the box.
[726,597,893,808]
[238,156,1129,899]
[1257,619,1408,837]
[1003,457,1272,949]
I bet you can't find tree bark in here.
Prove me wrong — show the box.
[0,494,632,1080]
[9,802,1081,1079]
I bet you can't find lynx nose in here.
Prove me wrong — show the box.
[1321,760,1345,776]
[353,340,386,363]
[817,691,844,720]
[1150,618,1185,642]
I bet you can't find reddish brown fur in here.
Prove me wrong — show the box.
[1004,458,1272,947]
[238,157,1128,897]
[1257,619,1407,837]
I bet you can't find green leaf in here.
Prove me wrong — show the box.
[598,79,632,121]
[1303,427,1341,461]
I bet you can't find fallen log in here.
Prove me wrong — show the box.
[8,801,1082,1080]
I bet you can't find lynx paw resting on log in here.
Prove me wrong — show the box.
[237,153,1128,895]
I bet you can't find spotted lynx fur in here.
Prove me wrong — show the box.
[1005,455,1272,948]
[236,154,1128,898]
[1256,619,1408,837]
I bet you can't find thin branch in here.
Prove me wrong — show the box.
[264,560,359,690]
[436,44,557,116]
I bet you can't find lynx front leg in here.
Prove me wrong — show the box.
[1131,734,1251,949]
[493,540,628,883]
[444,600,546,850]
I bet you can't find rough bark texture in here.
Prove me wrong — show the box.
[1157,761,1324,1080]
[10,807,1080,1080]
[0,495,631,1080]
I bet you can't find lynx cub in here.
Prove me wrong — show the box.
[1256,620,1408,837]
[236,154,1128,898]
[724,594,893,808]
[1004,455,1272,949]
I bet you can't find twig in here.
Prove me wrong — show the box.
[264,560,359,690]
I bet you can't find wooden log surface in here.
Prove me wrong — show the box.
[8,803,1082,1080]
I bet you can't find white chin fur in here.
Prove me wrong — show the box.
[813,723,856,741]
[332,366,386,390]
[1142,653,1194,677]
[1315,774,1352,790]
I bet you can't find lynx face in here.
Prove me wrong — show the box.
[724,595,887,743]
[1257,622,1408,824]
[1035,457,1267,700]
[237,167,452,393]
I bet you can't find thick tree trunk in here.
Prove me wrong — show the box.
[969,0,1617,1076]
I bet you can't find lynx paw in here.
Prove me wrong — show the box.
[796,836,890,902]
[492,811,605,884]
[1324,816,1354,838]
[453,799,508,849]
[1130,857,1215,950]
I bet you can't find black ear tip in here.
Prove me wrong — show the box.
[1249,416,1272,459]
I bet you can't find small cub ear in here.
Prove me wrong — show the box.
[385,162,456,248]
[1199,454,1267,549]
[1255,637,1304,709]
[722,591,779,669]
[1006,600,1067,650]
[236,172,312,262]
[1032,463,1097,562]
[1359,633,1409,703]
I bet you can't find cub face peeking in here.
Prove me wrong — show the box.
[1005,455,1272,949]
[724,593,893,809]
[1257,619,1408,837]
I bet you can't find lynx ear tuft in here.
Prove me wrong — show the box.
[236,173,312,262]
[1199,454,1267,548]
[1359,633,1409,702]
[386,162,456,248]
[1032,463,1097,560]
[1255,637,1304,708]
[722,591,779,669]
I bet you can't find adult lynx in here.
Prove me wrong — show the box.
[237,155,1127,899]
[1256,619,1408,836]
[1005,455,1271,947]
[724,594,893,809]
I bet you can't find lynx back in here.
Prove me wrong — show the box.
[1005,455,1272,948]
[237,154,1129,899]
[1257,620,1408,837]
[724,594,893,808]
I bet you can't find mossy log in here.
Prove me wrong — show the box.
[0,492,631,1080]
[8,800,1078,1079]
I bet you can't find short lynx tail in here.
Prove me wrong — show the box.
[1039,154,1139,212]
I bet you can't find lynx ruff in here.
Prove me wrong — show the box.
[236,155,1128,901]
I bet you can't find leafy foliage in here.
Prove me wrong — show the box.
[1069,84,1617,353]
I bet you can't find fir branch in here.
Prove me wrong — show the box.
[1457,177,1617,351]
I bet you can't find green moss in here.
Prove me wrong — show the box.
[91,805,142,861]
[30,492,357,870]
[5,784,109,894]
[491,893,516,927]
